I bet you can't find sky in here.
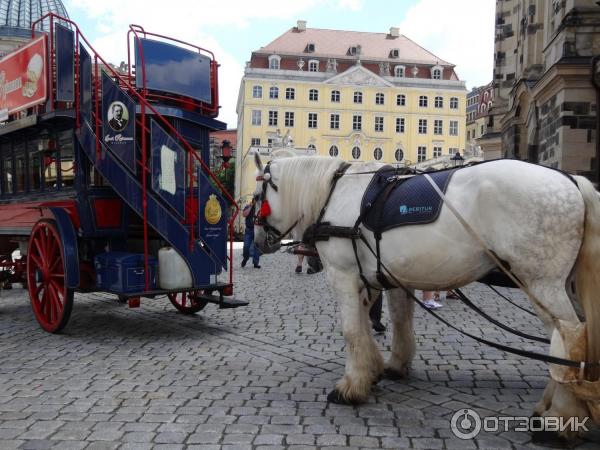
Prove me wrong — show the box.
[64,0,496,128]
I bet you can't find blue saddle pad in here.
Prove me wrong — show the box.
[361,166,458,233]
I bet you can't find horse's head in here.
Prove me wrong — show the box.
[252,153,296,254]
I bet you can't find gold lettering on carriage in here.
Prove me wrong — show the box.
[104,134,133,143]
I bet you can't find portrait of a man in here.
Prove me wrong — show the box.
[108,102,128,132]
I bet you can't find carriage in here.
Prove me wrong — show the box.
[0,13,246,333]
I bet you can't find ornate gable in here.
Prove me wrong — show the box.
[325,65,392,87]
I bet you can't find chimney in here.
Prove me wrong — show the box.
[297,20,307,31]
[389,27,399,38]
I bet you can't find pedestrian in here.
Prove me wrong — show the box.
[422,290,442,309]
[369,292,386,332]
[241,198,261,268]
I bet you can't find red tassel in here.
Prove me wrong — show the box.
[259,200,272,217]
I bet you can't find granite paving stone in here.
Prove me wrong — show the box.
[0,249,598,448]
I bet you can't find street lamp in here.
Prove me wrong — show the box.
[220,139,232,168]
[451,151,464,167]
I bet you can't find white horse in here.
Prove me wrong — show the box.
[252,155,600,437]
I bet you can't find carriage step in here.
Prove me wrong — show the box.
[197,294,249,309]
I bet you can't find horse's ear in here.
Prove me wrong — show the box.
[254,153,263,172]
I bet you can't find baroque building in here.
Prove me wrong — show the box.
[466,82,493,158]
[235,21,467,205]
[481,0,600,179]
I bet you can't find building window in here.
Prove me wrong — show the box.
[467,130,471,140]
[394,65,405,77]
[449,147,458,155]
[434,96,443,108]
[251,110,261,126]
[329,145,339,157]
[285,111,295,127]
[331,90,340,102]
[268,110,278,126]
[269,86,279,99]
[450,97,459,109]
[418,119,427,134]
[375,93,385,105]
[352,115,362,131]
[396,94,406,106]
[395,117,405,133]
[351,146,361,160]
[285,88,295,100]
[419,95,428,107]
[308,59,319,72]
[481,124,485,135]
[433,146,442,157]
[252,85,262,98]
[330,113,340,129]
[449,120,458,135]
[309,89,319,101]
[417,146,427,162]
[432,68,441,79]
[395,148,404,161]
[308,144,317,152]
[374,116,384,132]
[251,138,261,146]
[353,91,363,104]
[268,55,281,69]
[267,138,273,147]
[373,147,383,160]
[308,113,318,129]
[434,119,443,135]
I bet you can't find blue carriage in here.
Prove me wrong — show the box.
[0,14,245,332]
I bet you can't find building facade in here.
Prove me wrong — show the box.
[481,0,600,178]
[466,82,493,158]
[235,21,467,204]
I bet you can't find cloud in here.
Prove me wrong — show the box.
[399,0,495,90]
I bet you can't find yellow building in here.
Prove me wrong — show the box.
[235,21,466,214]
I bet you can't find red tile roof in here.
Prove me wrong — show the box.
[256,27,453,66]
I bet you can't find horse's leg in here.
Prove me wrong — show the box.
[383,287,415,379]
[326,268,384,404]
[526,281,589,441]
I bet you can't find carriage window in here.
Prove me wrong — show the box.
[4,157,13,194]
[27,138,41,191]
[15,143,26,193]
[44,139,58,190]
[58,130,74,187]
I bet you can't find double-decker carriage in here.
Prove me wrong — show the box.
[0,14,246,332]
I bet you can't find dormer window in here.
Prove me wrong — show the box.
[394,65,405,78]
[430,64,443,80]
[348,46,358,56]
[389,48,400,58]
[308,59,319,72]
[305,43,315,53]
[269,54,281,70]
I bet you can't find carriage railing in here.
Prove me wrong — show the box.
[31,13,239,291]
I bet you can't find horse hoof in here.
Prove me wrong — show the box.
[383,367,408,380]
[327,389,358,405]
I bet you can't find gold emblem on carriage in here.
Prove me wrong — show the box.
[205,194,222,225]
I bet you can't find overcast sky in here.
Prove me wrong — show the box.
[64,0,496,128]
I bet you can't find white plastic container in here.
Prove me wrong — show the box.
[158,247,193,289]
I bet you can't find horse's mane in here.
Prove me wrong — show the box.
[274,156,344,237]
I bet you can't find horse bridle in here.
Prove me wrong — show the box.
[254,161,300,247]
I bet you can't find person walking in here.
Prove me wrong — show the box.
[241,198,261,268]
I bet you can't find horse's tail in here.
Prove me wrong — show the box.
[574,175,600,380]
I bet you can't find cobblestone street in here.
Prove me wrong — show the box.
[0,248,599,449]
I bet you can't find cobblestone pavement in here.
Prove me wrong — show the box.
[1,249,599,450]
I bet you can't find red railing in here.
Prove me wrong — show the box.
[31,13,239,291]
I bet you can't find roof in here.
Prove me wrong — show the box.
[0,0,70,36]
[257,27,453,66]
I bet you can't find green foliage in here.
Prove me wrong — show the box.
[215,161,235,198]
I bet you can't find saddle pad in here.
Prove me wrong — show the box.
[361,166,458,233]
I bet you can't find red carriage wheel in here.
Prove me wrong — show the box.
[167,291,208,314]
[27,220,74,333]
